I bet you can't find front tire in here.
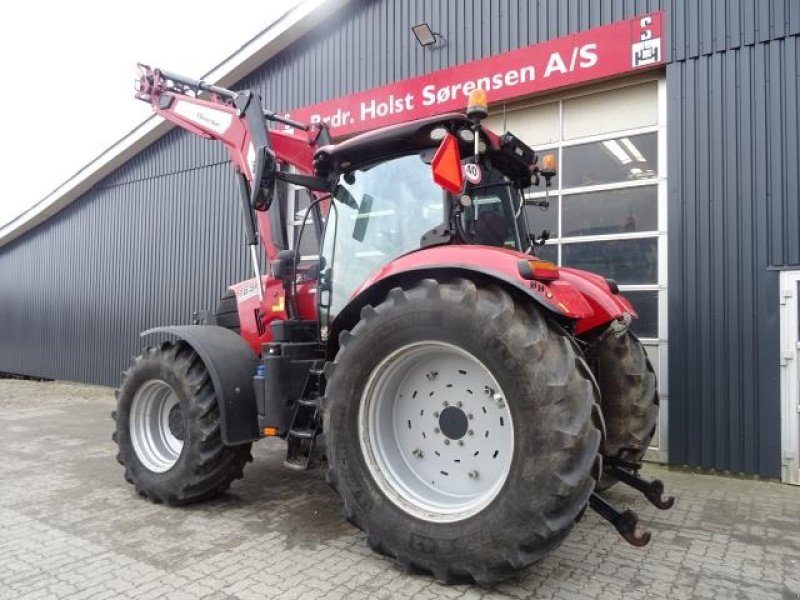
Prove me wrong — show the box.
[112,341,252,505]
[324,279,602,583]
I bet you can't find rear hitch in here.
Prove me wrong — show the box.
[589,492,651,547]
[606,462,675,510]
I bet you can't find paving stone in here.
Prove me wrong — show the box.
[1,379,799,599]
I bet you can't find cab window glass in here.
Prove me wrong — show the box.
[324,154,443,316]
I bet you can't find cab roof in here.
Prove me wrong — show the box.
[314,113,492,173]
[312,113,535,189]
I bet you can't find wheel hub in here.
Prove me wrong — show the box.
[129,379,184,473]
[168,404,185,441]
[359,341,514,523]
[438,406,468,440]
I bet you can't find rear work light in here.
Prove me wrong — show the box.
[517,259,559,281]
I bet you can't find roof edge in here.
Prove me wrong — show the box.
[0,0,348,249]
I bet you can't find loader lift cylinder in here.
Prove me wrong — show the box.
[237,174,264,300]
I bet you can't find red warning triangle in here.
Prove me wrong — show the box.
[431,133,463,194]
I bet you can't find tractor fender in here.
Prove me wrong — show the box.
[141,325,259,446]
[330,245,597,346]
[557,267,637,335]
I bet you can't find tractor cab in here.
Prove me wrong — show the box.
[312,100,553,324]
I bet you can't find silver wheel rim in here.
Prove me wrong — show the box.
[129,379,184,473]
[359,341,514,523]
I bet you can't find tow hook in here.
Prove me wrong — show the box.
[606,463,675,510]
[589,492,651,547]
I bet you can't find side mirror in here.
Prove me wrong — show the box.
[253,149,277,211]
[352,193,374,242]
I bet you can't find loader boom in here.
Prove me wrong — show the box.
[134,64,328,265]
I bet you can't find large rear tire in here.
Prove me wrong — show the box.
[593,329,658,490]
[324,279,602,583]
[112,341,252,505]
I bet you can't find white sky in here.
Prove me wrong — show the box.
[0,0,302,227]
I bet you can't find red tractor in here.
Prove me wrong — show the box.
[113,65,672,583]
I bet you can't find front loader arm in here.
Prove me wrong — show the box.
[134,64,328,283]
[135,65,324,193]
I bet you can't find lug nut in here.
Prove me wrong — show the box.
[456,401,463,408]
[444,439,450,445]
[468,470,479,479]
[434,411,440,418]
[443,400,449,407]
[434,427,440,434]
[457,440,464,447]
[492,392,505,408]
[468,413,474,420]
[468,429,474,436]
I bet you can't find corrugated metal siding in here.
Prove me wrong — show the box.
[0,0,797,476]
[0,162,249,385]
[667,32,800,477]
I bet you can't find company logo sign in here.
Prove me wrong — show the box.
[284,12,664,138]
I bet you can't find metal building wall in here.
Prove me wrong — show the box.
[0,0,798,476]
[667,7,800,478]
[0,152,249,385]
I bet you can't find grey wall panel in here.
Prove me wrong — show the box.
[669,0,797,61]
[667,34,799,478]
[0,163,249,386]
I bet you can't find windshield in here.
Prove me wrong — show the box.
[321,153,444,317]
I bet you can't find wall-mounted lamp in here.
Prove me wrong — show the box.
[411,23,446,48]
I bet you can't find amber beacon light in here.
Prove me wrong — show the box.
[466,88,488,122]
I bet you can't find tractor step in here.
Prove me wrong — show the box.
[605,461,675,510]
[283,361,325,470]
[287,428,316,440]
[283,451,312,471]
[589,492,651,547]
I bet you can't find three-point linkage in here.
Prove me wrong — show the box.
[588,458,675,547]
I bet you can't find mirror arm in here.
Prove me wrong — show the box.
[274,171,334,193]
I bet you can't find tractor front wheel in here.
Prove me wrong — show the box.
[112,341,252,504]
[324,279,602,583]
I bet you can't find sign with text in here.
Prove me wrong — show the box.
[283,12,664,138]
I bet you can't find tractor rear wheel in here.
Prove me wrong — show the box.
[593,329,658,490]
[323,279,602,583]
[112,341,252,504]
